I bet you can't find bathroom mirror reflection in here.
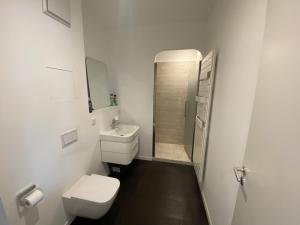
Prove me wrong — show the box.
[86,58,112,112]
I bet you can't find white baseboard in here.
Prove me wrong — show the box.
[201,190,213,225]
[64,216,75,225]
[136,156,153,161]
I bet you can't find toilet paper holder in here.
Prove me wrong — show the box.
[16,184,43,208]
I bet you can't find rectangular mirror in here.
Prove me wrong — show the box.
[86,58,112,112]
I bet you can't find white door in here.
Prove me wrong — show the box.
[232,1,300,224]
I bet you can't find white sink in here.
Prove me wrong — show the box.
[100,124,140,143]
[100,124,140,165]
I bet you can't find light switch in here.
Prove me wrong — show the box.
[61,129,78,148]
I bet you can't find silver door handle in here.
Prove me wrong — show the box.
[196,115,205,129]
[184,101,188,117]
[233,166,248,186]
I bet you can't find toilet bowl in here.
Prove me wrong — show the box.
[62,174,120,219]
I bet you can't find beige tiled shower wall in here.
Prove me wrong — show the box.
[155,61,194,144]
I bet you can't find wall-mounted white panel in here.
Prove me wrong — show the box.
[46,68,76,101]
[43,0,71,27]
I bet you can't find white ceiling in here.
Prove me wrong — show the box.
[83,0,216,28]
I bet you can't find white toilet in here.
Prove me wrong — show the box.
[62,174,120,219]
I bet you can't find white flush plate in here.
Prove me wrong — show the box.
[61,129,78,148]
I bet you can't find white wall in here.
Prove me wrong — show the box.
[201,1,268,225]
[109,22,208,159]
[82,4,111,66]
[0,1,111,225]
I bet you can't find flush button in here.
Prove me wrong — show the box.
[61,129,78,148]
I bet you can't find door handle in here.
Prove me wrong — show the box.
[233,166,248,186]
[196,115,205,129]
[184,101,188,117]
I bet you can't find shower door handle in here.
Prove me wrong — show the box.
[184,101,188,117]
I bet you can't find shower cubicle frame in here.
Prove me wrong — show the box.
[152,49,203,163]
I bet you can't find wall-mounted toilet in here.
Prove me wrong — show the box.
[62,174,120,219]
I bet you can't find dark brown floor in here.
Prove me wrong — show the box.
[71,160,208,225]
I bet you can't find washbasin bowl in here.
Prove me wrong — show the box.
[100,124,140,143]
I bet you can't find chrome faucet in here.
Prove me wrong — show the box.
[112,117,120,129]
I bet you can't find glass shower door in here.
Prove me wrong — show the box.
[184,62,200,160]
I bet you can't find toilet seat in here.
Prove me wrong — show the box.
[64,174,120,204]
[62,174,120,219]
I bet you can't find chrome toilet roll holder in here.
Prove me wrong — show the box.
[16,184,41,208]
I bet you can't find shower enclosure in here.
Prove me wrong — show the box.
[153,50,201,162]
